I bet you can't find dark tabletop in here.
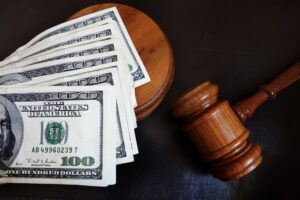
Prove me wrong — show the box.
[0,0,300,199]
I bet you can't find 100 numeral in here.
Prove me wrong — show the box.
[61,156,95,166]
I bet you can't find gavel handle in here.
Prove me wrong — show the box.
[233,60,300,122]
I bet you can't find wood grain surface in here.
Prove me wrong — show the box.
[69,3,175,121]
[233,60,300,122]
[172,81,262,181]
[172,58,300,180]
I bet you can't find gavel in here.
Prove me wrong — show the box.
[172,61,300,181]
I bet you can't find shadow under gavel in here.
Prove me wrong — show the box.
[172,61,300,181]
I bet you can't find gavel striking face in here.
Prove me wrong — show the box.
[172,61,300,181]
[172,81,262,181]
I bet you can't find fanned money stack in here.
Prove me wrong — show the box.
[0,7,150,186]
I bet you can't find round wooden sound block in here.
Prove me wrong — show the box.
[69,3,174,121]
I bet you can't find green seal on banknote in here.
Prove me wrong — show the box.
[45,122,65,145]
[128,64,133,72]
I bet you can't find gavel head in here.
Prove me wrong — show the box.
[172,81,262,181]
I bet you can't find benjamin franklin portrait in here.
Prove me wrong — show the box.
[0,103,15,168]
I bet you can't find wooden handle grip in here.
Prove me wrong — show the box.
[233,60,300,122]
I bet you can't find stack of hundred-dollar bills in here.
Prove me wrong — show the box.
[0,7,150,187]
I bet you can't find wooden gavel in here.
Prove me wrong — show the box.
[172,61,300,181]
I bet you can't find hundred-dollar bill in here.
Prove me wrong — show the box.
[40,68,139,156]
[23,35,114,61]
[5,7,150,87]
[14,60,138,154]
[0,51,137,109]
[0,38,117,71]
[0,21,114,67]
[20,62,137,127]
[0,52,127,88]
[0,86,117,186]
[19,61,137,127]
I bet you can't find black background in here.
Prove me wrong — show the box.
[0,0,300,199]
